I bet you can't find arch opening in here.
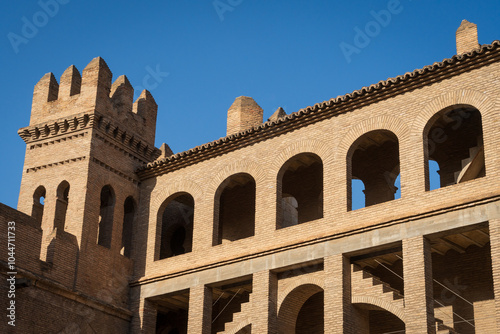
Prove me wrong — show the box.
[157,193,194,260]
[347,130,400,211]
[277,153,323,229]
[54,181,70,230]
[296,291,324,334]
[214,173,256,245]
[278,283,324,334]
[97,185,115,248]
[424,105,485,190]
[121,196,136,258]
[32,186,46,227]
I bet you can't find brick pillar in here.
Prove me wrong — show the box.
[403,236,435,334]
[252,270,278,333]
[490,218,500,331]
[192,200,213,252]
[130,298,157,334]
[324,254,354,334]
[254,178,273,238]
[187,285,212,334]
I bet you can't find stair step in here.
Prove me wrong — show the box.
[221,300,252,333]
[456,145,485,183]
[352,264,404,303]
[435,318,457,334]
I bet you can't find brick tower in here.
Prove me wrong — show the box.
[16,57,159,310]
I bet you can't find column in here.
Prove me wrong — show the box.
[130,297,157,334]
[187,285,212,334]
[489,218,500,331]
[252,270,278,333]
[403,236,435,333]
[324,254,354,334]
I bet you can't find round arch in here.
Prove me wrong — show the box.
[346,129,401,210]
[155,192,195,260]
[351,296,406,322]
[276,152,324,228]
[213,173,256,245]
[277,283,324,334]
[422,103,485,189]
[411,89,495,135]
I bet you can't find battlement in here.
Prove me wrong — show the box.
[30,57,158,146]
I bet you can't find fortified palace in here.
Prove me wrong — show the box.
[1,20,500,334]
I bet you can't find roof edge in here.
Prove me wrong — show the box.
[137,40,500,180]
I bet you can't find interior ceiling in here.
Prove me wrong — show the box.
[353,226,490,269]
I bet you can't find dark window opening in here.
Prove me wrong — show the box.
[158,193,194,260]
[54,181,70,230]
[214,173,256,245]
[121,197,136,258]
[32,186,46,227]
[425,105,485,190]
[348,130,400,210]
[97,185,115,248]
[277,153,323,229]
[156,310,188,334]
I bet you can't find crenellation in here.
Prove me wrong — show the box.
[59,65,81,98]
[30,72,59,124]
[132,89,158,146]
[80,56,113,114]
[111,75,134,114]
[27,57,158,150]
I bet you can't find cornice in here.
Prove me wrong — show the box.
[18,112,161,164]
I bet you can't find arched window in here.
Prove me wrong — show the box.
[32,186,46,226]
[347,130,400,210]
[214,173,256,245]
[121,197,136,258]
[157,193,194,260]
[276,153,323,229]
[54,181,70,230]
[424,105,485,190]
[97,185,115,248]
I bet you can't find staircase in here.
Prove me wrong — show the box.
[435,318,458,334]
[351,264,405,310]
[454,139,485,183]
[352,264,461,333]
[216,294,252,334]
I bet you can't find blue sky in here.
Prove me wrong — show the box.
[1,0,499,209]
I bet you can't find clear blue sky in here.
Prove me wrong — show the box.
[1,0,499,209]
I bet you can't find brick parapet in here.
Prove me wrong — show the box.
[29,57,158,148]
